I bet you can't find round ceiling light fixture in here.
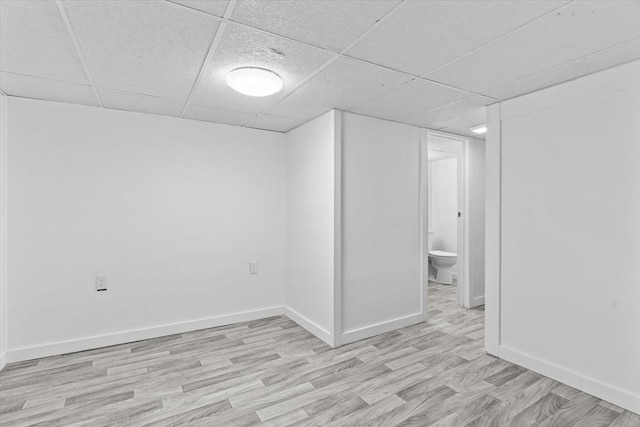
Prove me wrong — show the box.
[226,67,283,97]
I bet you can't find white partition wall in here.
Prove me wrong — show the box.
[486,61,640,413]
[467,139,486,308]
[341,112,422,343]
[285,110,340,346]
[5,98,287,362]
[0,93,7,370]
[2,99,486,363]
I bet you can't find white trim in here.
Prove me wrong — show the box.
[418,131,429,322]
[5,306,283,364]
[0,94,8,372]
[332,110,343,347]
[484,103,501,355]
[462,140,471,308]
[470,295,484,308]
[497,345,640,414]
[341,312,422,345]
[283,306,333,347]
[425,131,469,308]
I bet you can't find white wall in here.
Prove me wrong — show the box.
[430,158,458,256]
[341,112,422,343]
[486,61,640,413]
[468,140,485,306]
[286,110,338,345]
[0,93,7,370]
[5,98,287,361]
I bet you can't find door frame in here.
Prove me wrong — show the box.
[420,129,471,312]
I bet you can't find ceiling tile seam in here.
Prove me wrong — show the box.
[0,71,185,101]
[337,0,408,55]
[55,0,103,108]
[333,51,495,102]
[419,0,575,79]
[416,76,497,100]
[165,0,342,57]
[167,0,453,88]
[488,58,640,106]
[344,110,452,135]
[0,71,94,87]
[332,68,494,115]
[179,0,237,118]
[340,0,577,108]
[240,53,342,127]
[242,0,408,127]
[478,36,640,97]
[167,0,470,111]
[341,77,421,111]
[405,94,486,119]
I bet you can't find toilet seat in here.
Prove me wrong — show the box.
[428,250,457,257]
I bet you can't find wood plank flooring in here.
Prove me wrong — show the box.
[1,283,638,426]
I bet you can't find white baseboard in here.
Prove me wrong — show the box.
[283,306,333,347]
[5,306,283,364]
[341,312,423,345]
[470,295,485,308]
[496,345,640,414]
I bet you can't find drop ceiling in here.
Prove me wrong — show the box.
[1,0,639,139]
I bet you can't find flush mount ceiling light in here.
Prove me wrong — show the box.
[470,124,487,134]
[226,67,283,97]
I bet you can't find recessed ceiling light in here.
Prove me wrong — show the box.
[470,124,487,134]
[226,67,283,97]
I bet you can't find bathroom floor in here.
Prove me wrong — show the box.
[1,285,636,426]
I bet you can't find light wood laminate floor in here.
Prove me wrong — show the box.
[1,283,638,426]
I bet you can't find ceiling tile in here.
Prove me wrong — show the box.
[346,0,568,76]
[268,57,413,119]
[352,79,471,122]
[246,114,304,132]
[169,0,229,17]
[406,95,494,130]
[190,24,336,114]
[0,0,88,84]
[484,38,640,100]
[63,0,220,100]
[0,72,98,107]
[182,104,257,126]
[98,89,184,118]
[230,0,400,52]
[425,1,640,93]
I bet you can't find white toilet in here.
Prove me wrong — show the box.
[428,250,457,285]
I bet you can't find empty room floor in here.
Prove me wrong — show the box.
[1,284,637,426]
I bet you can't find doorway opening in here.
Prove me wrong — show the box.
[423,132,465,310]
[420,130,483,320]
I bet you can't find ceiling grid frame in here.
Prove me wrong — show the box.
[178,0,238,118]
[240,0,409,128]
[54,0,103,108]
[479,36,640,97]
[1,0,638,138]
[337,0,576,121]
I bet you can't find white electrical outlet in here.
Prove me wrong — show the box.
[96,274,108,291]
[249,262,258,275]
